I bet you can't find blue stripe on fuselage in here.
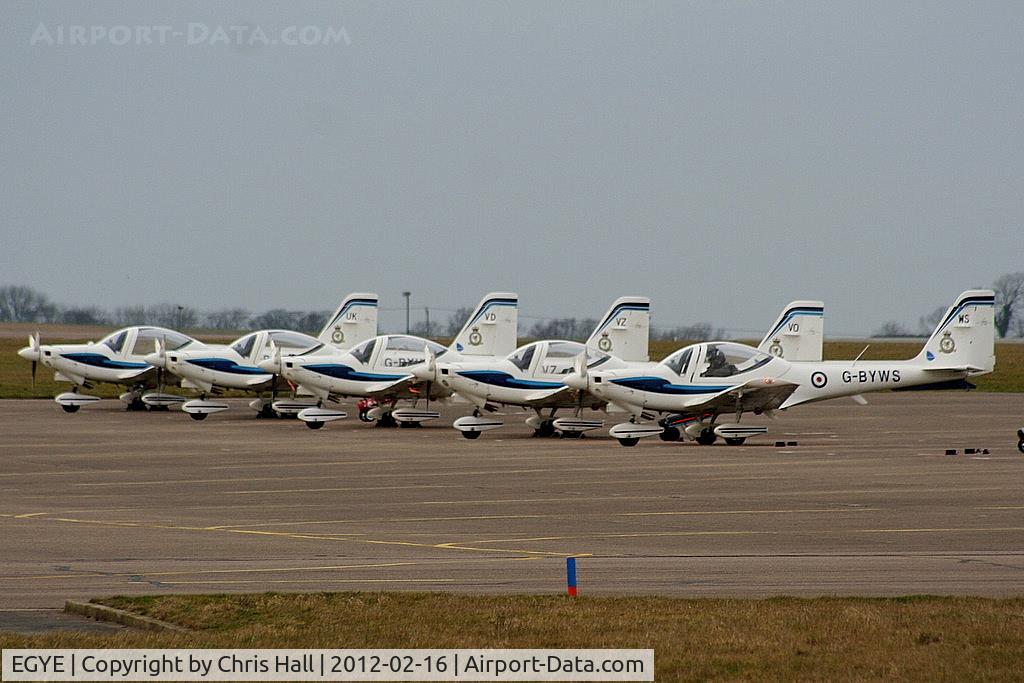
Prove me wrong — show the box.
[61,353,149,370]
[610,376,729,395]
[186,358,266,375]
[302,364,406,382]
[456,370,563,390]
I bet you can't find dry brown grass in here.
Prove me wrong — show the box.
[3,593,1024,680]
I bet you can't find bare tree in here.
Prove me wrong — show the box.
[651,322,724,342]
[249,309,301,330]
[528,317,598,341]
[444,307,474,336]
[60,306,110,325]
[993,272,1024,338]
[918,306,946,335]
[0,285,57,322]
[295,310,329,335]
[112,305,146,326]
[873,320,913,338]
[204,308,251,331]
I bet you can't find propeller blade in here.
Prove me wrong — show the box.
[31,360,37,391]
[422,344,437,409]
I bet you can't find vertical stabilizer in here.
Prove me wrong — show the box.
[913,290,995,373]
[586,296,651,362]
[758,301,824,362]
[318,293,379,349]
[451,293,519,357]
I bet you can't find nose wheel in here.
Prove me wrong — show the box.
[60,404,80,413]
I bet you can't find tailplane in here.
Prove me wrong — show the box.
[451,292,519,357]
[317,293,379,349]
[913,290,995,373]
[586,296,650,362]
[758,301,824,362]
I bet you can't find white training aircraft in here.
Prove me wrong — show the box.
[16,326,202,412]
[565,290,994,447]
[413,298,825,439]
[411,296,651,439]
[145,293,379,420]
[259,292,519,429]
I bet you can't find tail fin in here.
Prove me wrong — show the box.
[450,292,518,357]
[317,293,379,349]
[913,290,995,373]
[586,296,650,362]
[758,301,824,362]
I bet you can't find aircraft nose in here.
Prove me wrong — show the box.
[143,351,164,367]
[563,372,587,391]
[256,357,280,374]
[17,346,38,362]
[410,363,435,381]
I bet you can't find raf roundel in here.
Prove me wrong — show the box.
[811,371,828,388]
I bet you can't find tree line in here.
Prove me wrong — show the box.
[872,272,1024,338]
[5,274,1023,340]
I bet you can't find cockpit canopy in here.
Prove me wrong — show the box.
[346,335,448,366]
[661,342,773,379]
[102,327,195,355]
[505,340,611,374]
[229,330,319,359]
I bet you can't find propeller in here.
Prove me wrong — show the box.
[422,344,436,410]
[564,351,589,392]
[29,332,39,390]
[156,337,167,393]
[270,343,282,400]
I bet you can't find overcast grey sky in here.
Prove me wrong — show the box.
[2,1,1021,335]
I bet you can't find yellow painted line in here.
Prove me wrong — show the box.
[224,484,460,495]
[858,527,1024,534]
[975,506,1024,510]
[16,515,585,558]
[622,508,880,517]
[453,531,769,545]
[0,470,130,478]
[167,579,461,585]
[3,557,540,581]
[208,460,405,469]
[13,512,49,518]
[211,514,549,529]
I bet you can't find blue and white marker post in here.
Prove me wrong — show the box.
[566,557,577,597]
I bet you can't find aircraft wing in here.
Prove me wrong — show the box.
[683,379,799,415]
[361,375,417,398]
[115,367,158,382]
[520,385,573,405]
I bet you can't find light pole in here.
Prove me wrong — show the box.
[402,291,411,334]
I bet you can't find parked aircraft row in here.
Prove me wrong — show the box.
[17,289,996,447]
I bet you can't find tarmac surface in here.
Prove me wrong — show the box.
[1,393,1023,615]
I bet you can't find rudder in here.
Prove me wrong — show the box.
[586,296,650,362]
[451,292,518,357]
[318,293,379,349]
[914,290,995,373]
[758,301,824,362]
